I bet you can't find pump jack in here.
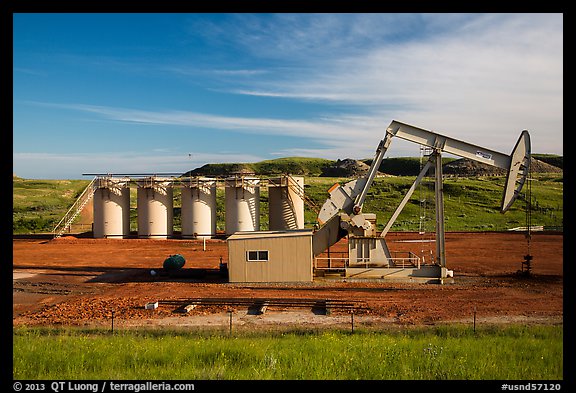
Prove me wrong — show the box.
[312,120,531,283]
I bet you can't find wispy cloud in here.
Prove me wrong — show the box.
[211,69,269,77]
[13,67,47,76]
[220,13,563,152]
[193,14,457,61]
[229,14,562,104]
[23,101,383,149]
[116,13,562,155]
[163,65,269,78]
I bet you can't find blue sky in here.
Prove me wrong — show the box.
[13,13,563,179]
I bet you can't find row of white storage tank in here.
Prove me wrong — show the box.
[92,175,305,239]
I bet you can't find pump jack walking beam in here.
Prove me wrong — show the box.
[386,120,531,214]
[383,121,530,271]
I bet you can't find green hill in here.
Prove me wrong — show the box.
[532,154,563,169]
[13,178,91,234]
[184,157,334,177]
[253,157,334,176]
[185,155,563,178]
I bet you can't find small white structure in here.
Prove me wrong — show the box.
[181,177,217,239]
[144,301,159,310]
[268,176,305,230]
[227,230,314,282]
[136,177,173,239]
[93,177,131,239]
[225,176,260,235]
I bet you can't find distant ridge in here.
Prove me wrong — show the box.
[320,159,372,177]
[183,154,563,177]
[444,157,562,177]
[183,157,333,177]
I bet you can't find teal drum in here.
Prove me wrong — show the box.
[163,254,186,271]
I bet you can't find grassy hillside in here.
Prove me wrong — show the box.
[186,155,563,178]
[13,177,91,234]
[253,157,333,176]
[532,154,563,169]
[13,172,563,234]
[186,156,462,177]
[185,157,334,177]
[303,173,563,232]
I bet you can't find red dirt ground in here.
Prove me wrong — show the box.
[12,232,563,329]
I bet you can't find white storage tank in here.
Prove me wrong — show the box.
[268,176,305,230]
[136,177,173,239]
[93,177,131,239]
[225,176,260,235]
[181,177,217,239]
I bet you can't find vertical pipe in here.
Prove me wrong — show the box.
[434,152,447,273]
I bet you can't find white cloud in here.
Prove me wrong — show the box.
[224,13,563,154]
[25,101,384,148]
[163,65,269,78]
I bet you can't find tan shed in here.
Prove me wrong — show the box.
[227,230,313,283]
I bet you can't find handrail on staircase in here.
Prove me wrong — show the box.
[286,174,320,214]
[52,176,98,238]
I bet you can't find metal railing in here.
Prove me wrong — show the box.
[286,174,321,214]
[52,176,98,238]
[315,251,422,270]
[314,256,349,270]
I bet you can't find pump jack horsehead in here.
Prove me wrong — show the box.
[311,120,531,283]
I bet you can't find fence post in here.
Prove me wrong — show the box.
[228,309,233,335]
[111,309,115,333]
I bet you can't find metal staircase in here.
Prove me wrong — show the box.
[286,175,320,214]
[52,177,98,238]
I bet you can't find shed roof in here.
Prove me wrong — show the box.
[227,229,313,240]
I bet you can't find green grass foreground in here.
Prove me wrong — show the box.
[13,325,562,380]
